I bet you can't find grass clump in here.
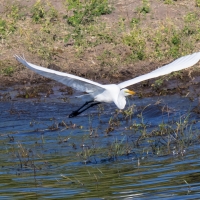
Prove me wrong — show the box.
[184,12,198,23]
[0,3,26,40]
[1,66,14,76]
[14,1,60,60]
[164,0,174,5]
[123,28,146,61]
[63,0,114,50]
[0,17,17,39]
[119,7,200,63]
[31,0,58,23]
[122,19,192,61]
[0,0,200,82]
[31,0,45,23]
[150,25,181,58]
[65,0,113,27]
[0,18,7,37]
[6,4,24,21]
[130,17,140,27]
[196,0,200,7]
[137,0,150,14]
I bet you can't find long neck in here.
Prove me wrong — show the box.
[104,84,126,110]
[115,90,126,109]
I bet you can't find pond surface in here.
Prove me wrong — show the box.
[0,86,200,199]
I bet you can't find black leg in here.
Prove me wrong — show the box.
[69,101,93,118]
[74,101,94,112]
[69,101,101,118]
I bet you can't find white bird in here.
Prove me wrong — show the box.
[15,52,200,117]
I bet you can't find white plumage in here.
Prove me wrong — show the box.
[15,52,200,116]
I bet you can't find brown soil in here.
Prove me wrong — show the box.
[0,0,200,100]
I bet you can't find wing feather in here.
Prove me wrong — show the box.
[118,52,200,89]
[15,55,106,94]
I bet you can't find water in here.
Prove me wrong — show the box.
[0,87,200,199]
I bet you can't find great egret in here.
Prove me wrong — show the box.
[15,52,200,117]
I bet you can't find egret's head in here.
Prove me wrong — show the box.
[122,88,135,97]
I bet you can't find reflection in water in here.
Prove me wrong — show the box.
[0,94,200,199]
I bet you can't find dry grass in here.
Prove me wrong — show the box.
[0,0,200,86]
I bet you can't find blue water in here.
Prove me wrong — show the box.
[0,89,200,199]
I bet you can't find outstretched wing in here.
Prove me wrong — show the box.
[118,52,200,89]
[15,55,106,94]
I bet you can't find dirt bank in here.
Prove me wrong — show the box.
[0,0,200,101]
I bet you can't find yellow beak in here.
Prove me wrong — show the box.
[127,89,135,95]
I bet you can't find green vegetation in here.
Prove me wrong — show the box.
[31,1,45,23]
[0,0,200,80]
[4,103,198,165]
[0,0,200,199]
[196,0,200,7]
[0,3,25,39]
[7,4,23,21]
[123,28,146,60]
[63,0,113,50]
[130,17,140,27]
[0,18,7,36]
[137,0,150,14]
[1,2,200,198]
[164,0,174,5]
[31,0,58,23]
[77,106,199,161]
[0,17,16,39]
[65,0,112,27]
[1,66,14,76]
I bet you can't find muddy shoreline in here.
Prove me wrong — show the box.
[1,68,200,105]
[0,0,200,103]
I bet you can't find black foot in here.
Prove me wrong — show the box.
[68,102,101,118]
[69,111,80,118]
